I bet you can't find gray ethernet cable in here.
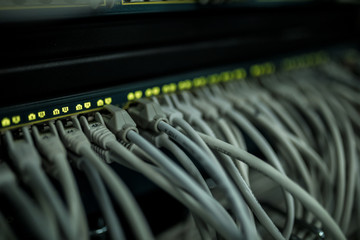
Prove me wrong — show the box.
[197,131,346,240]
[56,117,154,240]
[83,109,243,240]
[68,151,126,240]
[0,162,54,240]
[125,99,258,240]
[4,128,73,240]
[32,123,88,240]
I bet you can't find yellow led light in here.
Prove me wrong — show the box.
[53,109,60,115]
[127,92,135,101]
[97,99,104,106]
[208,74,218,84]
[234,68,247,79]
[105,97,112,105]
[152,86,160,95]
[76,104,83,111]
[1,118,11,127]
[193,78,202,87]
[28,113,36,121]
[38,111,46,118]
[84,102,91,109]
[62,107,69,113]
[12,116,21,124]
[134,91,142,99]
[169,83,177,92]
[145,88,152,97]
[184,80,192,89]
[221,72,231,82]
[178,81,186,90]
[250,65,262,77]
[264,62,275,74]
[162,85,169,93]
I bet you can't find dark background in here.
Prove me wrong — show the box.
[0,3,359,107]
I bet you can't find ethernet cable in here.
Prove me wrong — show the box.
[330,100,357,234]
[197,131,346,240]
[230,100,316,197]
[103,141,238,240]
[0,211,16,240]
[93,141,236,240]
[155,118,256,239]
[294,79,346,224]
[309,81,358,234]
[257,93,308,142]
[241,92,331,207]
[296,72,360,228]
[181,89,297,239]
[167,91,251,191]
[338,96,360,130]
[127,143,215,240]
[56,117,154,240]
[197,86,296,239]
[4,127,73,240]
[158,93,249,183]
[129,129,215,239]
[287,135,331,185]
[32,122,88,240]
[259,76,324,149]
[141,131,211,194]
[170,93,217,138]
[216,151,286,240]
[217,117,250,183]
[232,85,332,190]
[261,203,326,240]
[85,110,243,240]
[355,161,360,240]
[80,111,245,239]
[68,151,126,240]
[250,78,335,212]
[84,109,243,239]
[144,101,275,237]
[125,99,258,239]
[182,91,250,183]
[0,162,54,240]
[229,83,309,144]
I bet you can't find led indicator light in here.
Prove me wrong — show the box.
[169,83,177,92]
[38,111,46,118]
[62,107,69,113]
[152,86,160,95]
[97,99,104,106]
[105,97,112,105]
[12,116,20,124]
[127,93,135,101]
[134,91,142,99]
[250,65,261,77]
[221,72,231,82]
[76,104,83,111]
[145,88,152,97]
[162,85,169,93]
[1,118,11,127]
[53,109,60,115]
[234,68,246,79]
[28,113,36,121]
[84,102,91,109]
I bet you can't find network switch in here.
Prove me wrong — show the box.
[0,50,359,239]
[0,50,330,132]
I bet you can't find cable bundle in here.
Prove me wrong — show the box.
[0,60,359,240]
